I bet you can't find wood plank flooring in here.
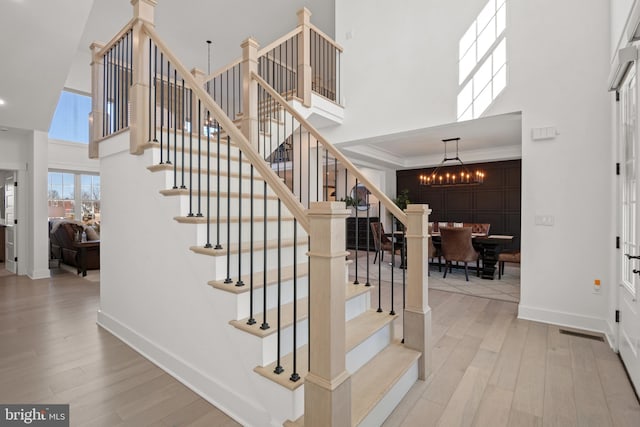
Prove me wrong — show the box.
[0,268,240,427]
[1,266,638,426]
[380,279,640,427]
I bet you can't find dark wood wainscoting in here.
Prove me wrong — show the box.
[396,159,521,250]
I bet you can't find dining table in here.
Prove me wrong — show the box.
[430,233,514,280]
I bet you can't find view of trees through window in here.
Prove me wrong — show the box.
[48,171,100,225]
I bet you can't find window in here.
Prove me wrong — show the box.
[48,91,92,143]
[457,0,507,121]
[48,171,100,225]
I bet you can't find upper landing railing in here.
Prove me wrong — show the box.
[203,8,342,122]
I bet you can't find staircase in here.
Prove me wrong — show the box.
[91,2,431,426]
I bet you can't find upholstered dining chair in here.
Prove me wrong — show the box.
[439,226,480,281]
[498,249,520,279]
[370,222,400,265]
[428,224,441,273]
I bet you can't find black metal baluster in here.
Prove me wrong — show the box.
[196,100,202,217]
[172,68,177,188]
[153,44,158,142]
[112,44,117,132]
[102,48,106,137]
[180,79,186,189]
[290,219,299,382]
[402,226,406,343]
[274,200,284,375]
[390,218,395,316]
[260,181,269,330]
[205,111,212,248]
[215,120,222,249]
[124,32,129,128]
[159,52,164,163]
[247,165,256,325]
[236,150,244,287]
[366,208,371,287]
[354,178,360,285]
[148,38,152,141]
[224,134,232,284]
[188,89,194,217]
[166,61,172,165]
[377,202,382,313]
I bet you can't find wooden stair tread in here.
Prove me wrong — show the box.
[190,236,307,257]
[174,215,295,224]
[159,188,278,199]
[147,164,265,181]
[351,342,420,426]
[254,309,391,391]
[230,298,308,338]
[283,343,419,426]
[209,263,309,293]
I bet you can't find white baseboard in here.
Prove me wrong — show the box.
[517,304,608,335]
[604,319,618,351]
[97,309,271,427]
[28,268,51,280]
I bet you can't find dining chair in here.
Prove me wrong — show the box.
[440,226,480,281]
[428,224,441,273]
[498,249,520,279]
[370,222,400,265]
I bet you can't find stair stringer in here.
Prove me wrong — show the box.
[96,132,298,427]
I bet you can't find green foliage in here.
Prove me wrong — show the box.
[393,189,411,210]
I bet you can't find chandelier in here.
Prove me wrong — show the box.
[419,138,486,187]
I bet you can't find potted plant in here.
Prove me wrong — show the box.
[393,189,411,231]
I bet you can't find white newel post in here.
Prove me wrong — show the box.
[404,204,432,380]
[297,8,312,107]
[305,202,351,427]
[89,42,104,159]
[241,38,259,151]
[129,0,156,155]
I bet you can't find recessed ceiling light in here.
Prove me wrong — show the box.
[0,99,5,105]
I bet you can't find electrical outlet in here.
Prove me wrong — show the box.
[593,279,601,294]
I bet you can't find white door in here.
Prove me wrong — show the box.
[619,64,640,392]
[4,175,16,274]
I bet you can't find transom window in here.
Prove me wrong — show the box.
[457,0,507,121]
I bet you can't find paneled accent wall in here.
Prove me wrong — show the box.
[396,159,521,250]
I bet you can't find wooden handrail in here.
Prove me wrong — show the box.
[257,27,302,58]
[96,18,136,57]
[204,27,303,84]
[309,23,344,52]
[141,23,310,231]
[251,71,407,225]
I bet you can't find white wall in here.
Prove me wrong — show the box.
[48,139,99,173]
[331,0,613,333]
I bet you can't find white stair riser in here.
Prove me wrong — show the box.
[261,319,308,367]
[346,289,371,321]
[346,322,392,374]
[234,276,310,320]
[169,194,284,217]
[209,244,309,282]
[358,361,419,427]
[150,150,254,175]
[252,289,371,367]
[157,169,263,194]
[192,221,305,247]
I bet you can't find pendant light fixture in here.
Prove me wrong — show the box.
[419,138,486,187]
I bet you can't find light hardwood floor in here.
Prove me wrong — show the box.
[1,267,638,426]
[0,268,240,427]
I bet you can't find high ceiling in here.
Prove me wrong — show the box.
[339,112,522,169]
